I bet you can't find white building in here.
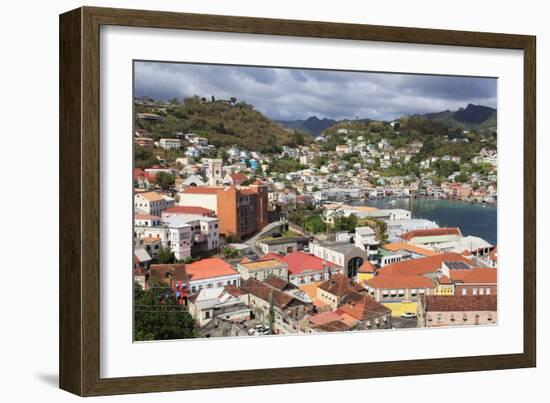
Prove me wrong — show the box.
[203,158,224,186]
[188,288,251,327]
[134,218,192,260]
[134,191,175,217]
[159,138,181,150]
[163,214,220,252]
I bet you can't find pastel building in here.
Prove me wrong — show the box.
[134,191,174,217]
[178,182,268,240]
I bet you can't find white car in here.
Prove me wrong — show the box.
[401,312,417,319]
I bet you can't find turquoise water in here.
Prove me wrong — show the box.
[362,198,497,245]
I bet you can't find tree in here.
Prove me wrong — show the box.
[134,145,158,169]
[134,281,197,341]
[454,172,469,183]
[157,246,175,264]
[304,215,327,234]
[334,213,358,232]
[222,246,239,259]
[156,171,176,190]
[230,97,237,104]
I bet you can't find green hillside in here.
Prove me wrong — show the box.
[134,96,309,153]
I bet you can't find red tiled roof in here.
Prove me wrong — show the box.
[358,261,375,273]
[273,251,339,275]
[181,186,221,194]
[438,275,452,285]
[423,295,497,312]
[259,253,286,262]
[224,285,243,297]
[163,206,215,216]
[239,278,297,309]
[134,213,161,220]
[337,295,391,320]
[263,274,296,291]
[149,264,187,282]
[366,275,435,289]
[450,268,497,284]
[308,311,343,326]
[229,172,248,183]
[376,253,471,277]
[312,320,351,332]
[401,227,461,241]
[318,274,362,297]
[185,258,238,281]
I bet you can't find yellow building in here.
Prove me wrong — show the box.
[435,276,455,295]
[356,261,376,284]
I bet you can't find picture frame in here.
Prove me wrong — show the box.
[59,6,536,396]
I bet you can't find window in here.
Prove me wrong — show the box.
[461,288,467,296]
[479,288,485,295]
[473,288,478,295]
[486,288,491,295]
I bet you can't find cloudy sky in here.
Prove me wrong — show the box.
[134,61,496,121]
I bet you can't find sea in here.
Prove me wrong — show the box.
[357,198,497,245]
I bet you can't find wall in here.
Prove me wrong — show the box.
[0,0,546,402]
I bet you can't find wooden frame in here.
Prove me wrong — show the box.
[59,6,536,396]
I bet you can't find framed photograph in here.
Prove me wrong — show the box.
[59,6,536,396]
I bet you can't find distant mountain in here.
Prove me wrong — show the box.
[419,104,497,130]
[277,116,337,136]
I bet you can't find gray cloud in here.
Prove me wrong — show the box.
[134,61,497,121]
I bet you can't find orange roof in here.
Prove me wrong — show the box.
[376,253,471,277]
[137,191,165,202]
[163,206,215,216]
[450,268,497,284]
[142,236,161,243]
[401,227,461,241]
[308,311,343,326]
[337,295,390,320]
[181,187,221,194]
[383,242,440,257]
[336,311,359,327]
[438,275,453,285]
[358,261,376,273]
[239,259,286,271]
[312,298,330,311]
[185,257,238,281]
[134,213,161,220]
[366,275,435,289]
[299,281,323,298]
[229,172,248,183]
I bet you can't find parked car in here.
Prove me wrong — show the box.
[401,312,417,319]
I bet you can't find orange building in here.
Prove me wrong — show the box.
[178,182,268,240]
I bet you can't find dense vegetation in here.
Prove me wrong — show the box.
[134,281,196,341]
[135,96,310,153]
